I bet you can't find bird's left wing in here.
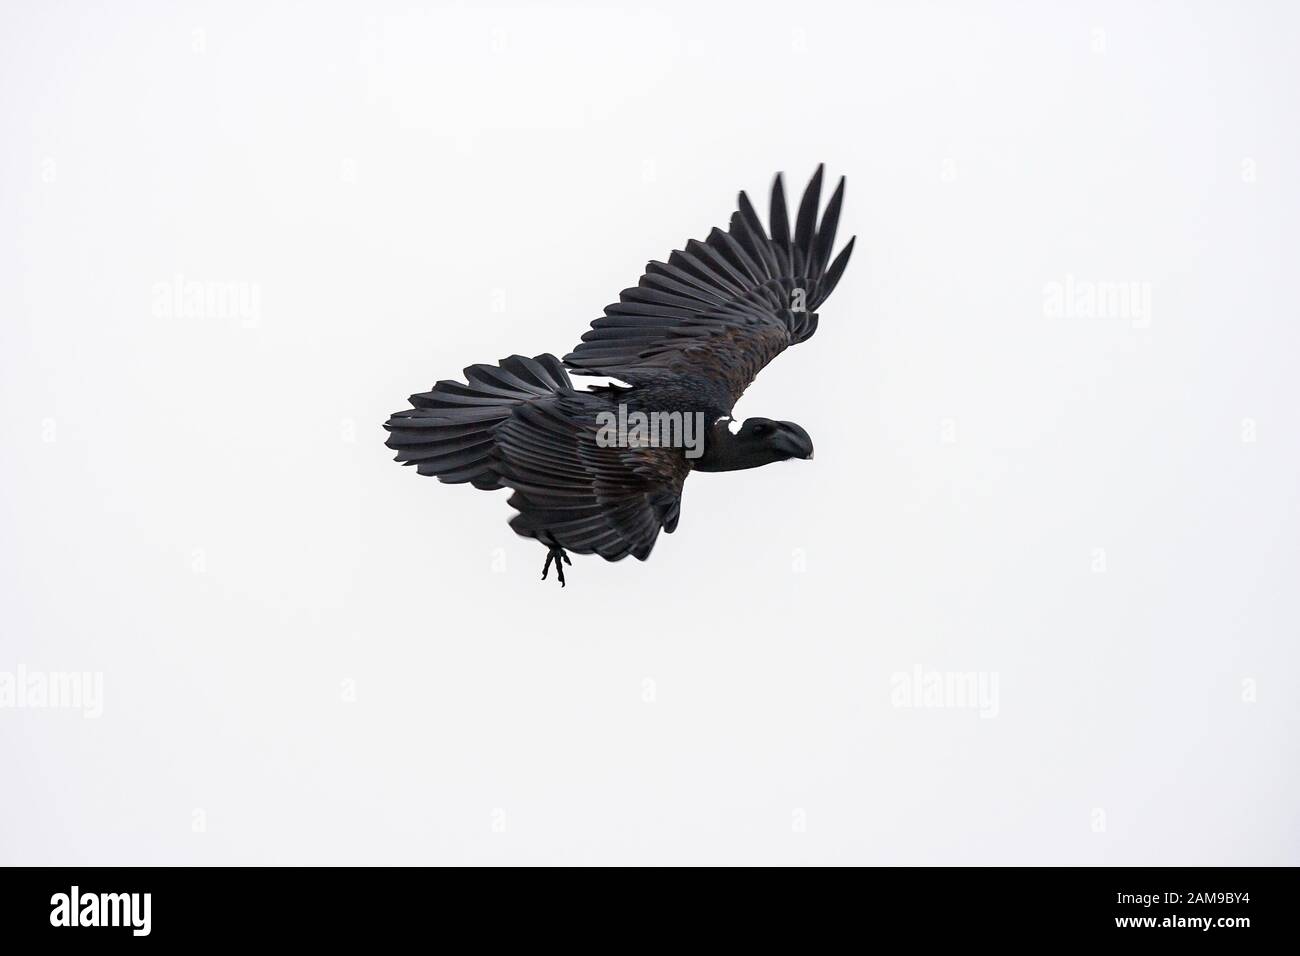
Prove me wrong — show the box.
[564,165,855,409]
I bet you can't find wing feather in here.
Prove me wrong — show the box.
[564,166,855,408]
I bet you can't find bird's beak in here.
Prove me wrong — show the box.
[776,422,815,461]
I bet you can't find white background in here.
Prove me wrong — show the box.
[2,0,1298,865]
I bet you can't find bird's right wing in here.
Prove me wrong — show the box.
[564,165,855,409]
[384,354,686,562]
[496,393,688,561]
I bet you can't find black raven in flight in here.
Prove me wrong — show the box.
[384,166,855,585]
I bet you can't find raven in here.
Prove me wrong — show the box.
[384,166,855,585]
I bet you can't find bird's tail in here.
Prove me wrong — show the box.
[384,353,572,489]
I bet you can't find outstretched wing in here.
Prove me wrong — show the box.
[563,165,855,409]
[497,392,688,561]
[384,354,686,562]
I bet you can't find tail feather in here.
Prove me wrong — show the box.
[384,353,572,489]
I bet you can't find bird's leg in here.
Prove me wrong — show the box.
[541,544,572,587]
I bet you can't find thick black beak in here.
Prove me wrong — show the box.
[776,421,815,460]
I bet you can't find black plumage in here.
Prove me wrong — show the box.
[384,166,855,585]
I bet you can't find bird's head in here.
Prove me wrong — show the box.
[695,417,814,471]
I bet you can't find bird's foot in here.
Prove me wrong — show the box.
[541,545,572,587]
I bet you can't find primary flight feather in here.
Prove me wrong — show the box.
[384,165,855,585]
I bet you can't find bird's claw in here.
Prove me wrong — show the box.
[541,545,572,587]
